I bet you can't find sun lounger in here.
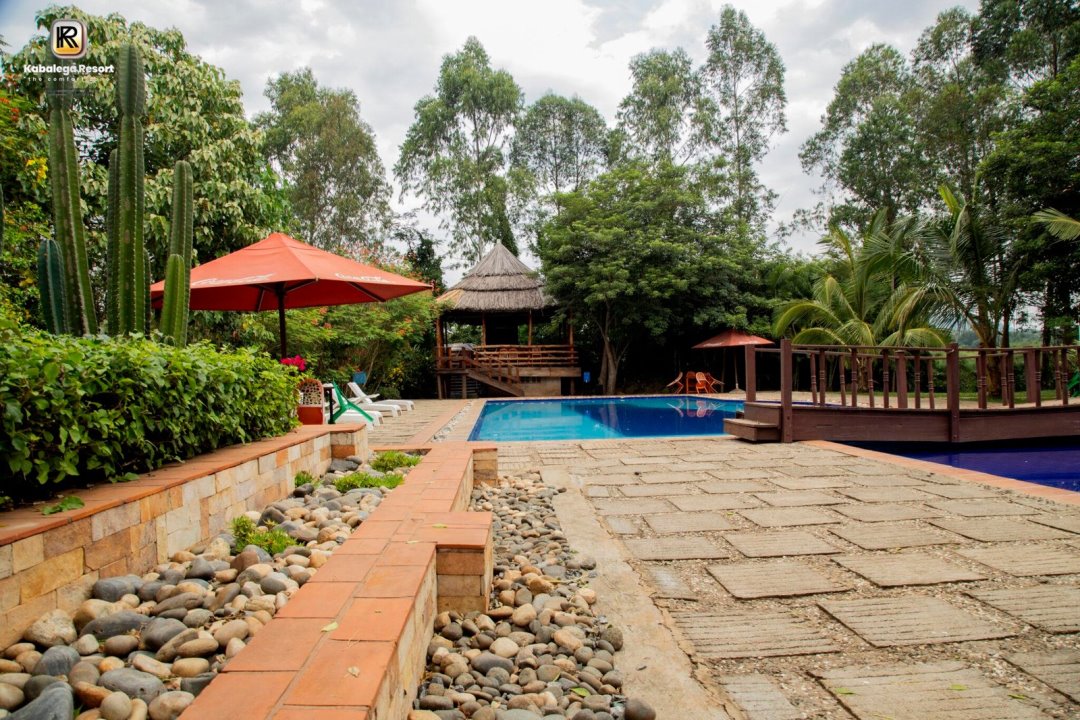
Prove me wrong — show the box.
[347,381,415,411]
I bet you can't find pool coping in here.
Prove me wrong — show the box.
[808,439,1080,506]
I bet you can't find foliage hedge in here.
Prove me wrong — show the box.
[1,326,299,500]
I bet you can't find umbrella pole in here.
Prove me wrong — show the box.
[277,286,287,358]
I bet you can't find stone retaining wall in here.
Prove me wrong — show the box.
[0,425,368,649]
[183,442,497,720]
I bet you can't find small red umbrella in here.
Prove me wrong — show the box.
[150,232,431,357]
[692,329,773,391]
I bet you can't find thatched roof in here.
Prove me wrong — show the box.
[438,243,552,313]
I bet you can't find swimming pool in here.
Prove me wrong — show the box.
[853,439,1080,492]
[468,395,743,442]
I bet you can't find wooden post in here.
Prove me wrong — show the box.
[867,353,875,409]
[976,350,987,409]
[745,344,756,402]
[928,356,936,410]
[839,355,847,406]
[1005,349,1015,408]
[913,351,921,409]
[567,311,574,347]
[1025,349,1039,405]
[481,314,487,346]
[1062,348,1070,406]
[850,348,858,407]
[527,311,533,345]
[946,343,960,442]
[897,351,908,409]
[780,339,793,443]
[882,350,890,409]
[818,350,827,407]
[435,317,444,363]
[809,352,818,405]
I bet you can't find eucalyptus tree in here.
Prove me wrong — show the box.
[616,48,707,166]
[396,37,522,264]
[702,5,787,229]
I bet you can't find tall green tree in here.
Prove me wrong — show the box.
[8,7,287,279]
[396,37,522,265]
[258,68,393,257]
[702,5,787,229]
[539,161,753,392]
[800,45,930,228]
[974,0,1080,84]
[616,49,707,166]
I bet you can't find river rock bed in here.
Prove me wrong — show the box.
[0,454,394,720]
[411,473,655,720]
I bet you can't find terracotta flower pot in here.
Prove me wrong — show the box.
[297,405,324,425]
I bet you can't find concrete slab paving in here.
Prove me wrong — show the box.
[723,530,842,558]
[671,610,841,659]
[719,674,805,720]
[968,586,1080,633]
[927,498,1041,516]
[623,536,730,561]
[591,497,675,515]
[930,517,1075,541]
[832,552,986,586]
[918,483,1003,499]
[707,559,850,598]
[815,661,1049,720]
[645,512,737,534]
[670,494,761,511]
[699,479,775,494]
[618,482,699,497]
[955,545,1080,576]
[603,516,642,535]
[739,506,840,527]
[769,475,853,490]
[818,596,1016,647]
[828,522,964,549]
[753,490,847,506]
[642,564,698,600]
[1031,515,1080,534]
[836,486,935,503]
[1008,650,1080,702]
[831,503,941,522]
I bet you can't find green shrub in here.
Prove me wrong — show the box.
[294,470,316,487]
[0,328,298,501]
[370,451,422,473]
[334,471,403,493]
[230,516,293,555]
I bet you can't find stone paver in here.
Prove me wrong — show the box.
[968,586,1080,633]
[955,545,1080,576]
[846,474,927,487]
[836,486,934,503]
[930,517,1074,542]
[623,536,729,561]
[815,661,1048,720]
[641,564,696,600]
[584,486,610,498]
[753,491,846,507]
[577,473,638,486]
[818,597,1015,647]
[719,674,804,720]
[645,512,736,534]
[724,530,841,558]
[927,499,1039,517]
[707,560,850,599]
[1031,515,1080,534]
[670,494,760,511]
[831,503,940,523]
[918,483,1002,499]
[591,497,674,515]
[828,522,964,550]
[671,610,840,659]
[699,480,775,494]
[618,483,698,497]
[706,469,778,481]
[738,507,839,528]
[832,552,985,586]
[769,476,852,490]
[775,465,849,478]
[1008,650,1080,702]
[638,471,710,484]
[604,516,641,535]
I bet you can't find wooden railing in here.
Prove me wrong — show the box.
[745,340,1079,442]
[439,344,578,370]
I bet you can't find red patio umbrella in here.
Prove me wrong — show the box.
[150,232,431,357]
[692,329,773,391]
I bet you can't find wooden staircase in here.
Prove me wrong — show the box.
[446,374,481,399]
[724,403,781,442]
[466,367,525,397]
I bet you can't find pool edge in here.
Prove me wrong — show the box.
[807,439,1080,506]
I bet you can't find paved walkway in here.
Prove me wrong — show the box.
[500,438,1080,720]
[365,399,466,445]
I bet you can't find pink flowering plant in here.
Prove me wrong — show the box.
[280,355,307,372]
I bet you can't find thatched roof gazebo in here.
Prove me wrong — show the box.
[435,243,578,397]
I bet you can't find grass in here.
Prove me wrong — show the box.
[231,515,293,555]
[371,450,422,473]
[334,471,403,493]
[958,389,1065,402]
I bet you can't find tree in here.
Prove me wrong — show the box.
[616,49,707,166]
[539,161,752,392]
[7,7,287,279]
[258,68,393,257]
[702,5,787,229]
[974,0,1080,84]
[396,38,522,265]
[395,224,445,294]
[800,44,930,228]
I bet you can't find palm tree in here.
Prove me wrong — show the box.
[1033,208,1080,240]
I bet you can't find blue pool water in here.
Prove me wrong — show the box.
[854,439,1080,492]
[468,395,743,442]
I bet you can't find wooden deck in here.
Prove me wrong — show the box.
[726,340,1080,443]
[436,344,580,398]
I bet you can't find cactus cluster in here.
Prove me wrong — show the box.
[36,43,193,344]
[160,160,193,346]
[42,68,97,336]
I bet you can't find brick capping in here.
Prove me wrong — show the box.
[0,423,369,648]
[181,442,497,720]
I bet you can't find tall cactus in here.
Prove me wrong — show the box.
[160,161,193,346]
[113,43,148,335]
[46,70,97,335]
[105,150,120,334]
[37,238,69,334]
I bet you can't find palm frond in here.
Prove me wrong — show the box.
[1032,209,1080,241]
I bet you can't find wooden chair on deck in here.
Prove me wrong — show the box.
[665,372,684,393]
[704,372,723,393]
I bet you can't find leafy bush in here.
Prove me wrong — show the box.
[334,471,403,493]
[370,450,421,473]
[231,516,293,555]
[0,328,298,501]
[294,470,316,487]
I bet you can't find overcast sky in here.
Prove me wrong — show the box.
[1,0,977,275]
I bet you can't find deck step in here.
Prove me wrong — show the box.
[724,417,780,443]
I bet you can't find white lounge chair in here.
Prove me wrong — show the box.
[323,383,383,426]
[347,381,415,412]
